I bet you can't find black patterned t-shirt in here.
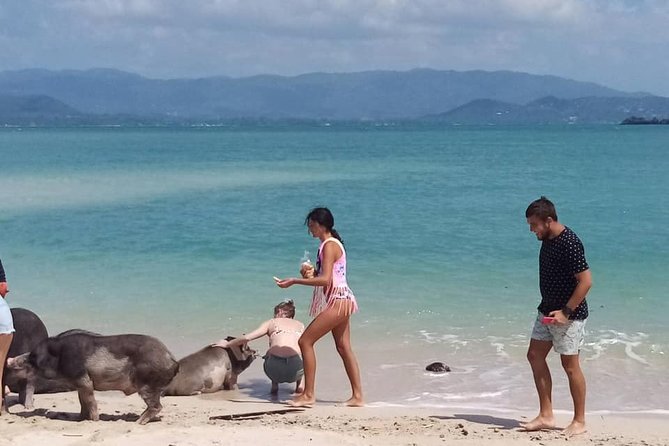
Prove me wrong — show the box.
[538,226,589,320]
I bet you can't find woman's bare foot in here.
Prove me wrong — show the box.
[563,420,587,436]
[521,415,556,431]
[342,396,364,407]
[288,394,315,408]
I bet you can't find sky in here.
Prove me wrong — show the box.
[1,0,668,96]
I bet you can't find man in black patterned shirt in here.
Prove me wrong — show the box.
[523,197,592,437]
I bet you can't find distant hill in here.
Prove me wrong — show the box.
[0,68,646,121]
[425,95,669,124]
[0,94,81,118]
[621,116,669,125]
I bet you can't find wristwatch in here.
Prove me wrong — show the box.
[561,306,574,318]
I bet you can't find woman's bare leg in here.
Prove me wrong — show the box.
[331,315,364,406]
[289,306,346,407]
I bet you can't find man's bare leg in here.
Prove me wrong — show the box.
[561,354,587,436]
[522,339,556,431]
[0,334,13,416]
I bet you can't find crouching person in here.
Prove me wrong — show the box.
[213,300,304,395]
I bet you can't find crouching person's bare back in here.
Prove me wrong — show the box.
[213,300,305,396]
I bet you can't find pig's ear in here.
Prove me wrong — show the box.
[228,345,244,361]
[6,352,29,368]
[47,339,62,357]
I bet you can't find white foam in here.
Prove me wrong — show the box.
[624,343,650,365]
[367,401,669,417]
[583,409,669,416]
[650,344,665,355]
[418,330,468,347]
[379,362,420,370]
[585,330,651,364]
[490,342,510,358]
[419,390,507,401]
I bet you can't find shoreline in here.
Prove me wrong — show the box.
[2,390,668,446]
[4,299,668,415]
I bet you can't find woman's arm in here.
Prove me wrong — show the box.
[212,320,271,348]
[276,242,340,288]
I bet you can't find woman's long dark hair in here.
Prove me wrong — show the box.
[305,207,343,244]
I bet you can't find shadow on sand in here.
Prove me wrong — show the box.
[228,378,340,405]
[11,407,144,422]
[430,413,522,430]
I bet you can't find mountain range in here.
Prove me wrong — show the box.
[426,95,669,124]
[1,68,668,124]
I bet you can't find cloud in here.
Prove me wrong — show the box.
[1,1,668,95]
[54,1,589,39]
[59,0,165,20]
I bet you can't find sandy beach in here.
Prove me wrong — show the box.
[2,389,668,446]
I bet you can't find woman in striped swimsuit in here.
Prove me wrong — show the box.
[275,207,363,407]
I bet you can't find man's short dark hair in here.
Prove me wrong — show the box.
[526,196,558,221]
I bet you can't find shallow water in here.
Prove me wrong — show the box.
[1,125,667,412]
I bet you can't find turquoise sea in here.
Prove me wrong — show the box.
[1,125,668,414]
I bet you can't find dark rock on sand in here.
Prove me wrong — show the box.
[425,362,451,373]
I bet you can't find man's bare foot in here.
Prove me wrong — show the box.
[520,415,556,431]
[342,396,364,407]
[288,394,315,408]
[563,420,587,436]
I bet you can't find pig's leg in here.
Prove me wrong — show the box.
[20,376,35,410]
[224,373,239,391]
[77,376,99,421]
[137,386,162,425]
[18,369,36,410]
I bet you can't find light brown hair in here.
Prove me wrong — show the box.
[274,300,296,318]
